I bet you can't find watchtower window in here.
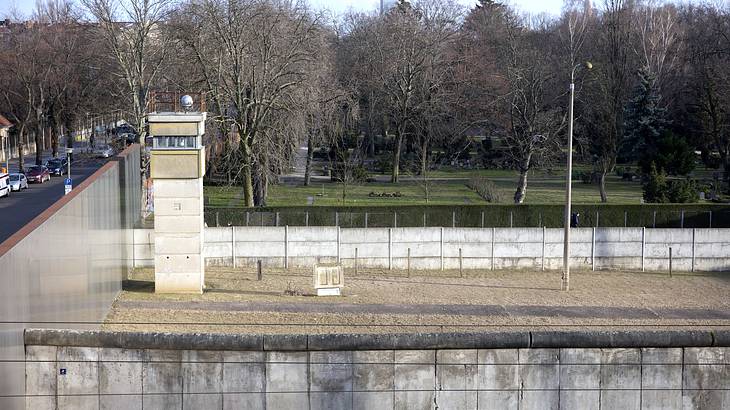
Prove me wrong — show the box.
[153,136,200,149]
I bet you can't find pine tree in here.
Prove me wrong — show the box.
[623,67,669,173]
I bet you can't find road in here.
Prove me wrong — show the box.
[0,150,108,243]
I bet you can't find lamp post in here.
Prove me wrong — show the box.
[562,61,592,292]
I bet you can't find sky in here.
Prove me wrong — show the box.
[1,0,566,19]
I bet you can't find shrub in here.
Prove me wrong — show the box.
[467,176,503,203]
[666,179,699,203]
[643,162,699,203]
[643,163,668,203]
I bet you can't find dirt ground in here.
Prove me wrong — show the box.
[104,267,730,334]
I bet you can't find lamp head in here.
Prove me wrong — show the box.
[584,61,593,70]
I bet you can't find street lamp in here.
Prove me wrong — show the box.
[562,61,592,292]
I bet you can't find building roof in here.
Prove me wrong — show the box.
[0,114,12,127]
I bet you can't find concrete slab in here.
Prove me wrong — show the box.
[143,350,182,394]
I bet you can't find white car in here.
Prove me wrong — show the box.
[8,173,28,191]
[0,173,9,198]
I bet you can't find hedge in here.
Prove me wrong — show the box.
[204,204,730,229]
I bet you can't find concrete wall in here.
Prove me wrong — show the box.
[0,145,141,410]
[24,329,730,410]
[133,227,730,272]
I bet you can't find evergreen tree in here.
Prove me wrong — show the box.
[623,67,669,173]
[655,131,696,176]
[643,162,668,203]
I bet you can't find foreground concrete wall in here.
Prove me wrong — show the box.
[25,338,729,410]
[0,145,141,410]
[133,227,730,272]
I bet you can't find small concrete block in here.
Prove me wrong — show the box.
[99,348,144,395]
[641,390,681,410]
[478,349,518,391]
[26,345,57,396]
[310,392,352,410]
[222,351,265,393]
[266,392,309,410]
[436,350,478,410]
[223,393,265,410]
[25,396,55,410]
[57,347,99,396]
[182,350,223,394]
[519,349,559,390]
[353,392,393,410]
[641,348,682,390]
[266,352,308,393]
[142,394,182,410]
[477,392,518,410]
[310,351,353,392]
[394,351,435,410]
[58,395,99,410]
[353,351,394,391]
[436,391,477,410]
[99,394,142,410]
[183,393,222,409]
[143,350,182,394]
[683,347,727,390]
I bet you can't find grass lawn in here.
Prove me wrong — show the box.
[205,169,646,207]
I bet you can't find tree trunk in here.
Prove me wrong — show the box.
[240,141,254,207]
[514,169,528,204]
[599,171,608,202]
[304,134,313,186]
[391,126,404,183]
[18,141,25,174]
[51,125,59,158]
[35,124,43,165]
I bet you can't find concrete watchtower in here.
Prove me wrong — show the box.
[148,92,206,293]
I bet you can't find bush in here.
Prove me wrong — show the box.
[466,176,503,203]
[643,163,699,203]
[643,163,668,203]
[666,179,699,203]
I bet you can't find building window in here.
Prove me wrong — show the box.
[153,136,199,149]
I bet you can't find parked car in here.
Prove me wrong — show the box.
[26,166,51,183]
[95,144,115,158]
[45,158,67,176]
[8,173,28,191]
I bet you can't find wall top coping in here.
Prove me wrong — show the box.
[24,328,730,351]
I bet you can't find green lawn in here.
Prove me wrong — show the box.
[205,169,647,207]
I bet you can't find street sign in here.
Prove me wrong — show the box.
[66,147,74,154]
[64,178,72,195]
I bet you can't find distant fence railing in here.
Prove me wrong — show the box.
[205,205,730,229]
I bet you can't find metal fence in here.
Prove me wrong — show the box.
[205,208,730,229]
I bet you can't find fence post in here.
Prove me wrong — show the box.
[481,211,485,228]
[592,227,596,272]
[709,211,712,229]
[692,228,697,272]
[541,226,546,271]
[284,226,289,269]
[539,212,542,228]
[407,248,411,277]
[257,260,262,281]
[641,227,645,272]
[306,212,309,227]
[231,226,236,268]
[624,211,628,227]
[491,227,496,271]
[596,211,600,228]
[423,212,427,227]
[680,210,685,229]
[452,211,456,228]
[355,247,358,275]
[388,228,392,270]
[336,226,341,264]
[440,227,444,271]
[510,211,513,228]
[669,247,673,277]
[459,248,463,278]
[365,212,368,228]
[216,212,219,228]
[335,212,339,227]
[275,212,280,227]
[246,211,250,227]
[653,211,657,228]
[394,212,397,228]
